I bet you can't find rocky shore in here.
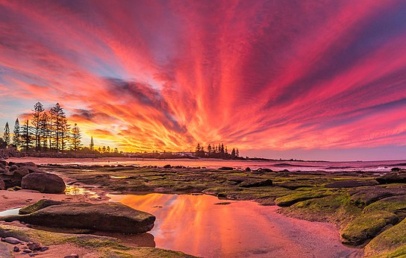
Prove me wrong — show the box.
[0,160,195,258]
[1,159,406,257]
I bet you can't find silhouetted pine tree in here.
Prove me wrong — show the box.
[231,148,236,158]
[21,120,33,152]
[3,122,10,146]
[13,119,21,150]
[32,102,45,151]
[40,112,50,151]
[71,123,81,151]
[60,117,70,151]
[90,136,94,151]
[50,103,66,151]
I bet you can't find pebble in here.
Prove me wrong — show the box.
[13,246,20,252]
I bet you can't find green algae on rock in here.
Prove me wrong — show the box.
[341,211,399,245]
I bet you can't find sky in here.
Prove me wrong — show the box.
[1,0,406,161]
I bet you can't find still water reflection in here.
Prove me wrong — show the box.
[109,193,362,258]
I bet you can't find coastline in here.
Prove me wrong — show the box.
[1,158,405,257]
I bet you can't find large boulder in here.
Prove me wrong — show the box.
[3,202,156,234]
[21,173,66,193]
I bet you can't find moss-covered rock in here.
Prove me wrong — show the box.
[275,191,329,207]
[364,218,406,257]
[19,199,64,214]
[325,180,378,188]
[341,211,399,245]
[282,193,362,224]
[350,187,406,207]
[363,195,406,219]
[239,179,273,188]
[0,224,196,258]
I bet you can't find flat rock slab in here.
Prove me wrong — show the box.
[2,202,155,234]
[376,172,406,184]
[240,179,273,187]
[325,180,378,188]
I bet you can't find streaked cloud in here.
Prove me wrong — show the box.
[1,0,406,158]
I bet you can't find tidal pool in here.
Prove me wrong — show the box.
[109,193,362,258]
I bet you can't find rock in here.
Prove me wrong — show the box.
[341,211,398,246]
[21,173,66,193]
[9,162,36,168]
[13,167,30,178]
[240,179,273,187]
[258,168,273,172]
[218,167,233,170]
[0,179,4,190]
[40,246,49,252]
[0,160,6,166]
[9,165,18,172]
[227,177,246,184]
[245,167,251,172]
[13,246,20,252]
[325,180,378,188]
[64,254,79,258]
[1,237,23,244]
[19,199,64,214]
[27,242,41,251]
[163,164,172,169]
[26,166,43,174]
[350,187,406,206]
[376,172,406,184]
[3,202,156,234]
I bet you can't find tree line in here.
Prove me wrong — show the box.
[1,102,82,152]
[195,143,240,159]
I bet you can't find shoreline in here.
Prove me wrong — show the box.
[1,160,405,257]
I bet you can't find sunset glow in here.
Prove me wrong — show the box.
[1,1,406,160]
